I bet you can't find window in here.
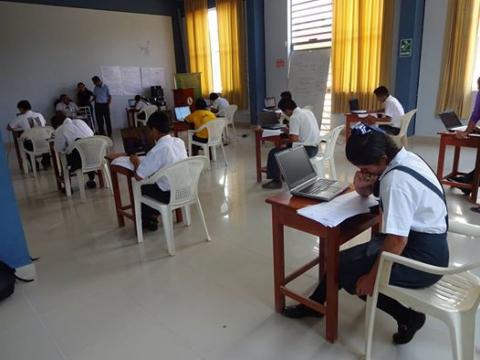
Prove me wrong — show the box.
[472,22,480,91]
[290,0,333,51]
[208,8,222,93]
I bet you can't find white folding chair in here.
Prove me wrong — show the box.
[364,220,480,360]
[135,105,158,127]
[389,109,417,148]
[309,125,344,180]
[62,135,113,200]
[133,156,211,255]
[20,126,54,178]
[223,104,238,140]
[188,119,228,167]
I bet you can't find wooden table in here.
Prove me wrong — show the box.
[8,129,24,170]
[436,132,480,203]
[254,127,291,183]
[125,108,137,128]
[344,113,390,140]
[266,192,381,343]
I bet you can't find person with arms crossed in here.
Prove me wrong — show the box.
[52,113,97,189]
[92,75,112,137]
[129,112,188,231]
[56,94,79,118]
[262,99,320,189]
[368,86,405,135]
[209,93,230,117]
[76,82,94,108]
[284,123,449,345]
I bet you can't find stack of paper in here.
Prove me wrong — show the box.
[297,192,378,227]
[262,129,282,138]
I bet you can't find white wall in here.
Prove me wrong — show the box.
[0,1,177,140]
[415,0,449,136]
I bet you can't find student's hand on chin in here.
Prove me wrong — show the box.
[354,171,377,189]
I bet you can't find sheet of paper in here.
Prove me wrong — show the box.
[297,192,378,227]
[111,156,145,171]
[141,67,165,88]
[101,66,123,95]
[262,129,282,138]
[121,66,142,95]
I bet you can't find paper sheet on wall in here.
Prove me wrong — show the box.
[297,192,378,227]
[100,66,123,95]
[121,66,142,95]
[141,67,165,88]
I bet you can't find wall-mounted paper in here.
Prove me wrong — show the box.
[121,66,142,95]
[101,66,123,95]
[141,67,165,88]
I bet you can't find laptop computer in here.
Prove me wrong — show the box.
[258,111,280,127]
[121,127,156,155]
[349,98,367,114]
[264,97,277,110]
[128,99,136,108]
[174,106,191,122]
[439,111,467,132]
[275,147,350,201]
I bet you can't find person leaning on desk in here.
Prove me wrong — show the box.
[284,123,449,346]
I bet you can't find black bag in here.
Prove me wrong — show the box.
[0,260,34,302]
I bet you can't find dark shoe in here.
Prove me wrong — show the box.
[447,175,467,183]
[283,304,324,319]
[86,180,97,189]
[142,219,158,231]
[392,311,426,345]
[262,180,282,189]
[461,188,472,196]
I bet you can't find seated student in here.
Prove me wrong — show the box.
[129,112,188,231]
[370,86,405,135]
[209,93,230,117]
[52,113,96,189]
[56,94,79,118]
[134,95,150,111]
[8,100,46,130]
[278,91,293,123]
[284,123,449,345]
[263,99,320,189]
[185,98,216,154]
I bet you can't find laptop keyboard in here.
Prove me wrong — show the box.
[301,179,337,194]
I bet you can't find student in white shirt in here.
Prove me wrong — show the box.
[373,86,405,135]
[52,113,96,188]
[263,99,321,189]
[134,95,150,111]
[209,93,230,117]
[55,94,79,118]
[130,112,188,231]
[284,123,449,346]
[8,100,46,131]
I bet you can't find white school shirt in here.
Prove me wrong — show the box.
[54,118,94,153]
[288,107,321,146]
[379,148,447,236]
[55,102,79,118]
[9,110,46,130]
[136,135,188,191]
[135,99,150,111]
[384,95,405,129]
[212,97,230,117]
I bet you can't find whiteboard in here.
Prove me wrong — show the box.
[287,49,330,123]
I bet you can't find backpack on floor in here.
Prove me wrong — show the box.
[0,260,34,302]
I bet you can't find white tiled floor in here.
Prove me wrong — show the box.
[2,128,480,360]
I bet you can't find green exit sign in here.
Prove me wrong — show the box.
[399,38,412,57]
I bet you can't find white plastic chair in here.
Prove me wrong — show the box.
[388,109,417,148]
[364,220,480,360]
[223,104,238,140]
[61,135,113,200]
[135,105,158,127]
[20,126,54,178]
[188,119,228,167]
[133,156,211,255]
[309,125,344,180]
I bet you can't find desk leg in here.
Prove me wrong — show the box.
[453,146,460,175]
[127,175,135,224]
[50,146,62,191]
[272,207,285,313]
[13,134,23,170]
[436,137,446,180]
[175,209,183,223]
[471,148,480,203]
[111,169,125,227]
[256,131,262,183]
[325,228,340,343]
[318,237,325,279]
[345,118,352,141]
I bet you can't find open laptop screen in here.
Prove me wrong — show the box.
[275,147,317,189]
[349,99,360,112]
[438,111,462,129]
[175,106,191,121]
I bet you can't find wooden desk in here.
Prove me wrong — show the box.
[125,108,137,128]
[106,153,182,228]
[254,127,291,183]
[344,113,390,140]
[436,132,480,203]
[171,120,192,137]
[266,192,381,343]
[8,129,24,170]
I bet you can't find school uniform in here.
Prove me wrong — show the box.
[55,101,79,118]
[309,148,449,325]
[267,107,320,181]
[379,95,405,135]
[135,99,150,111]
[212,97,230,117]
[93,83,112,137]
[9,110,46,130]
[135,135,188,220]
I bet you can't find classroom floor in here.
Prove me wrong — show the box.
[2,128,480,360]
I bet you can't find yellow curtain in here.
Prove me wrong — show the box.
[331,0,394,113]
[216,0,248,109]
[185,0,213,98]
[436,0,480,118]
